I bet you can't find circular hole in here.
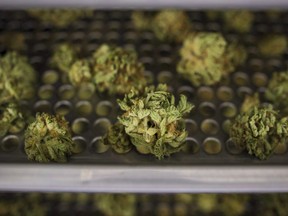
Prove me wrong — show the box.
[178,86,195,99]
[95,101,113,117]
[197,87,214,101]
[58,84,76,100]
[93,118,111,135]
[237,87,252,99]
[77,83,95,100]
[199,102,216,117]
[34,100,52,113]
[54,101,72,116]
[233,72,249,86]
[182,137,199,154]
[76,101,93,116]
[220,102,237,118]
[217,86,234,101]
[71,136,87,154]
[38,85,55,100]
[71,118,89,134]
[1,135,19,152]
[222,119,232,134]
[267,59,282,71]
[185,119,198,135]
[200,119,219,135]
[225,138,244,155]
[252,72,268,87]
[90,137,109,153]
[157,71,173,84]
[203,137,222,154]
[144,71,154,84]
[42,70,59,84]
[249,59,263,72]
[274,141,287,155]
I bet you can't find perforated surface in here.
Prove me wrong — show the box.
[0,10,288,165]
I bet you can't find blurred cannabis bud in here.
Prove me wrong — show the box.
[93,44,146,95]
[0,32,26,51]
[0,102,25,136]
[223,10,254,33]
[132,10,191,42]
[118,84,193,159]
[28,9,93,27]
[69,59,92,87]
[255,194,288,216]
[101,122,132,154]
[94,194,136,216]
[0,52,36,104]
[265,71,288,115]
[230,105,288,160]
[177,33,226,86]
[25,113,74,162]
[240,93,260,113]
[51,43,78,74]
[258,35,287,57]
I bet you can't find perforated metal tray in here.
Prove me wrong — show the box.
[0,10,288,192]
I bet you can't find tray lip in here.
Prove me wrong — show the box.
[0,164,288,193]
[0,0,288,9]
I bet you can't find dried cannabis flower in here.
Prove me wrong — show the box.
[51,43,78,74]
[258,35,287,57]
[93,44,147,95]
[265,71,288,115]
[0,52,36,104]
[152,10,191,42]
[131,11,153,30]
[0,32,26,51]
[230,105,288,160]
[101,122,132,154]
[118,84,194,159]
[68,59,92,87]
[177,33,226,86]
[25,113,74,162]
[28,9,93,27]
[240,93,260,113]
[0,102,25,136]
[223,10,254,33]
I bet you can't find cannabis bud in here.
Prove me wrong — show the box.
[258,35,287,57]
[28,9,93,27]
[25,113,74,162]
[68,59,92,87]
[223,10,254,33]
[0,32,26,51]
[240,93,260,113]
[0,102,25,137]
[0,52,36,104]
[93,44,147,95]
[101,122,132,154]
[177,33,226,86]
[117,84,193,159]
[265,71,288,115]
[230,105,288,160]
[132,10,191,42]
[51,43,78,74]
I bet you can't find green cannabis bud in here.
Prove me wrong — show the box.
[152,10,191,42]
[94,194,136,216]
[265,71,288,115]
[230,105,288,160]
[24,113,74,163]
[0,32,26,51]
[93,44,147,95]
[101,122,132,154]
[51,43,78,74]
[177,33,227,86]
[28,9,93,27]
[118,84,194,159]
[223,10,254,33]
[0,52,36,104]
[131,11,153,30]
[68,59,92,87]
[240,93,260,113]
[0,102,25,136]
[258,35,287,57]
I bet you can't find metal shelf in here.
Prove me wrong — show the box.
[0,0,288,9]
[0,164,288,193]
